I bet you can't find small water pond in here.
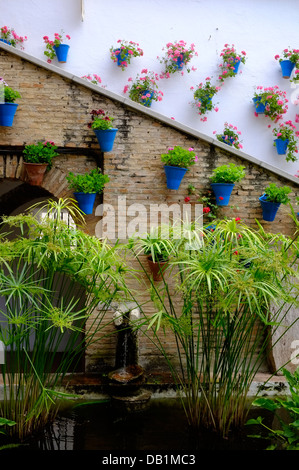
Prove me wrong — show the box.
[0,398,273,452]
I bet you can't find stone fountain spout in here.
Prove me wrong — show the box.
[107,302,151,410]
[109,303,143,385]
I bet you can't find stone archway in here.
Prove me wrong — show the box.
[0,179,53,218]
[0,146,104,234]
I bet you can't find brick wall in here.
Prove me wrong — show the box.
[0,47,298,373]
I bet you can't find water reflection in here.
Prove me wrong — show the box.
[21,399,270,451]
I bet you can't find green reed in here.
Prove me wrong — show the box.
[130,216,299,437]
[0,198,129,440]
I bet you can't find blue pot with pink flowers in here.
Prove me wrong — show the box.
[139,90,154,107]
[114,48,129,67]
[274,138,289,155]
[53,44,70,63]
[172,54,185,71]
[231,59,241,73]
[253,97,266,114]
[220,135,234,146]
[0,39,11,45]
[280,60,295,78]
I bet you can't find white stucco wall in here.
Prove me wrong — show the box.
[1,0,299,176]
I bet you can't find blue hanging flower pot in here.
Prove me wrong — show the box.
[280,60,295,79]
[114,48,129,67]
[231,59,241,73]
[93,128,118,152]
[0,102,19,126]
[274,138,289,155]
[164,165,187,190]
[0,39,11,45]
[259,194,280,222]
[139,90,154,107]
[220,135,234,146]
[53,44,70,63]
[74,192,97,215]
[253,97,266,114]
[172,54,185,71]
[211,183,235,206]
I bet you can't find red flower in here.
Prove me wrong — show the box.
[235,217,241,223]
[233,251,238,255]
[184,197,191,203]
[203,207,211,213]
[219,196,224,200]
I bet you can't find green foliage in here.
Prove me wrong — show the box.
[161,145,198,169]
[187,184,220,220]
[110,40,143,71]
[22,141,59,169]
[193,79,219,115]
[0,417,16,434]
[218,44,247,82]
[88,109,115,131]
[264,182,292,204]
[210,163,245,183]
[247,367,299,450]
[129,217,299,437]
[3,86,21,103]
[272,121,299,163]
[158,40,198,75]
[0,198,130,440]
[129,226,176,263]
[125,70,163,106]
[216,122,243,150]
[253,86,288,121]
[43,32,71,62]
[66,168,110,193]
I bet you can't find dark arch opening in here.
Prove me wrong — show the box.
[0,179,53,219]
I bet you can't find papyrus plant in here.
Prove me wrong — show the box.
[0,198,130,440]
[130,215,299,437]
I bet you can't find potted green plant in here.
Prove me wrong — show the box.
[110,39,144,70]
[158,40,198,76]
[0,25,27,49]
[23,141,59,186]
[43,32,71,63]
[215,122,243,150]
[88,109,118,152]
[272,120,299,162]
[130,226,175,281]
[275,48,299,78]
[210,163,245,206]
[191,78,220,118]
[123,69,163,107]
[0,78,21,127]
[81,74,104,87]
[259,182,292,222]
[253,86,288,122]
[161,146,198,190]
[218,44,247,81]
[66,168,110,215]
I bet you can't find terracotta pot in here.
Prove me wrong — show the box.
[23,162,48,186]
[147,255,168,281]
